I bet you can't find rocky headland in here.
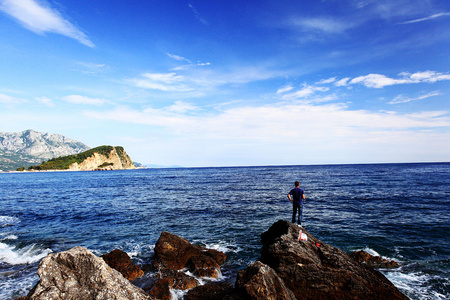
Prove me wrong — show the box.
[27,145,135,171]
[17,220,407,300]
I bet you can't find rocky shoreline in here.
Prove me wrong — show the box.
[16,220,407,300]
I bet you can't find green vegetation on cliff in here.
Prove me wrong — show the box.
[27,145,115,170]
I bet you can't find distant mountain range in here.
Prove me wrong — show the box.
[0,129,90,171]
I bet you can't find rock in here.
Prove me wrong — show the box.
[101,249,144,281]
[187,254,221,278]
[350,250,400,269]
[235,261,296,300]
[153,231,226,276]
[26,246,152,300]
[184,283,235,300]
[259,220,408,300]
[159,269,199,290]
[146,278,172,300]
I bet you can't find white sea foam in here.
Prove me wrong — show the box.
[0,234,18,241]
[383,269,448,299]
[0,216,20,227]
[0,242,52,265]
[202,240,242,254]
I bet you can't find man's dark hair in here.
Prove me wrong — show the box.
[295,181,300,187]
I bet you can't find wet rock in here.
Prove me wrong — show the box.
[146,278,171,300]
[153,231,226,272]
[26,246,152,300]
[350,250,400,269]
[102,249,144,281]
[259,220,408,300]
[184,283,235,300]
[235,261,296,300]
[187,254,221,278]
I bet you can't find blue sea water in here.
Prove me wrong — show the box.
[0,163,449,299]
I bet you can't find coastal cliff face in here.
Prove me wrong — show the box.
[68,147,135,171]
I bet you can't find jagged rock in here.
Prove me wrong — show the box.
[184,283,235,300]
[235,261,296,300]
[350,250,400,269]
[26,246,152,300]
[101,249,144,281]
[153,231,226,277]
[158,269,199,290]
[259,220,408,300]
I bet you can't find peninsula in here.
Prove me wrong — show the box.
[26,145,135,171]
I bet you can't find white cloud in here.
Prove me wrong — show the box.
[130,72,193,92]
[188,3,208,25]
[167,53,191,63]
[62,95,105,105]
[280,84,329,100]
[0,0,94,47]
[400,12,450,24]
[349,71,450,88]
[291,17,354,34]
[388,91,442,104]
[276,85,294,94]
[36,96,54,107]
[335,77,351,87]
[0,93,26,104]
[84,99,450,166]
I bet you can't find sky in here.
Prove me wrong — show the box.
[0,0,449,167]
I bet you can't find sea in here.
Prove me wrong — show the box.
[0,163,449,300]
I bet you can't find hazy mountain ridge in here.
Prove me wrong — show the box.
[0,129,90,171]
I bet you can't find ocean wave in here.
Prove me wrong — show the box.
[0,234,18,241]
[0,242,52,265]
[384,268,449,300]
[0,216,20,227]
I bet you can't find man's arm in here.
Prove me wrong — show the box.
[302,194,305,200]
[287,194,293,202]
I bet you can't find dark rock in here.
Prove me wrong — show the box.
[184,283,235,300]
[102,249,144,281]
[26,246,152,300]
[146,278,172,300]
[153,231,227,272]
[350,250,400,269]
[187,254,221,278]
[235,261,296,300]
[259,220,408,300]
[158,269,199,290]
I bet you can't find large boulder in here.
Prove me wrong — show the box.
[102,249,144,281]
[153,231,226,278]
[184,283,235,300]
[259,220,408,300]
[26,247,152,300]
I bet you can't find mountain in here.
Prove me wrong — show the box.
[0,129,90,171]
[28,145,135,171]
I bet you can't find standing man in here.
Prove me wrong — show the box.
[288,181,306,226]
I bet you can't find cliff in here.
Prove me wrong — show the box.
[28,145,135,171]
[0,129,90,171]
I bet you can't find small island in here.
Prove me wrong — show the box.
[25,145,135,171]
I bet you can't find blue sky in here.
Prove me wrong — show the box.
[0,0,449,167]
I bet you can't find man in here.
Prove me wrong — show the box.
[288,181,306,226]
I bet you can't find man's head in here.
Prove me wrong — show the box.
[294,181,300,187]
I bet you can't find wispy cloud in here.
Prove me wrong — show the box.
[399,12,450,24]
[0,93,26,104]
[188,3,208,25]
[0,0,94,47]
[167,53,191,63]
[62,95,105,105]
[36,96,54,107]
[289,17,355,34]
[347,71,450,88]
[389,91,442,104]
[129,72,193,92]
